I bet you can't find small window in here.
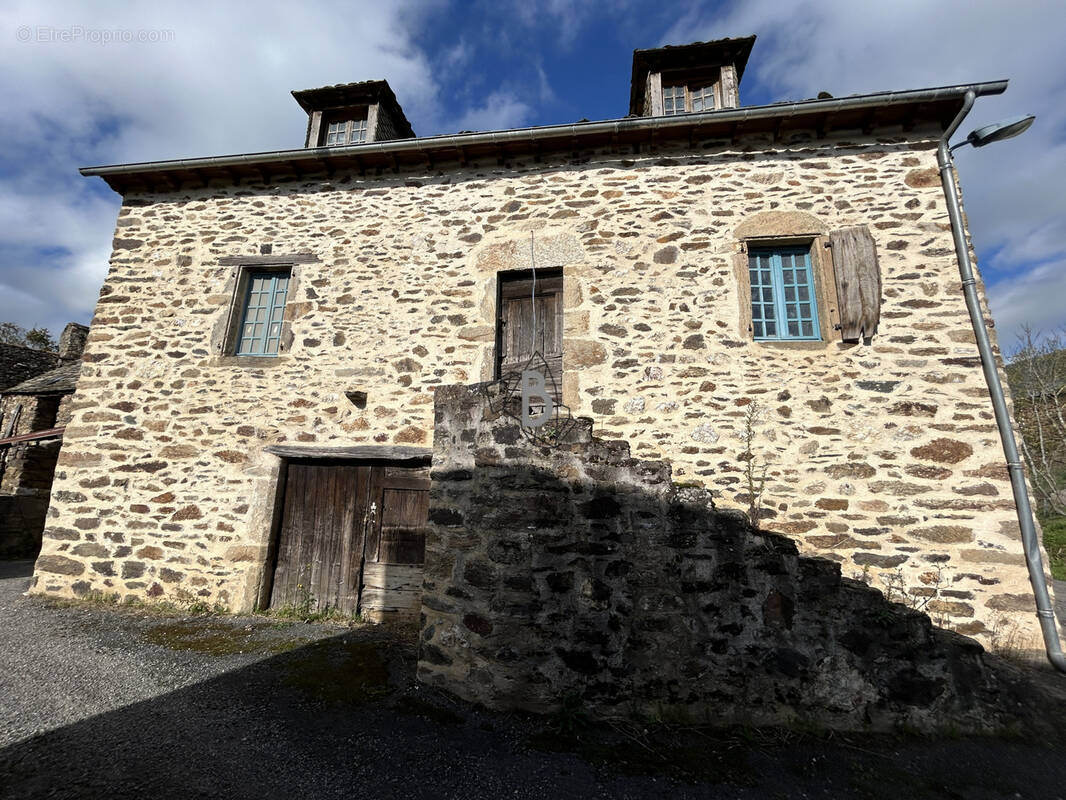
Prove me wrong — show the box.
[690,84,715,112]
[663,83,717,115]
[236,270,290,356]
[663,85,686,116]
[322,114,369,146]
[748,248,820,341]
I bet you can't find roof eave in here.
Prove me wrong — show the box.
[81,80,1009,194]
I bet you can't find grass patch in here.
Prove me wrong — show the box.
[1040,514,1066,580]
[265,604,365,625]
[144,620,311,656]
[281,638,390,704]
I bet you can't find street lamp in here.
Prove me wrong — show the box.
[936,98,1064,671]
[961,114,1036,149]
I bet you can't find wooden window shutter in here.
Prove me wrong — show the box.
[829,226,882,342]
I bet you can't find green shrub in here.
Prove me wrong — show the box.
[1040,514,1066,581]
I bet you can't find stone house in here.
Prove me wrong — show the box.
[31,37,1050,649]
[0,342,63,393]
[1,323,88,557]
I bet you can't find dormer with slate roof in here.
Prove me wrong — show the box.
[292,80,415,148]
[629,36,756,117]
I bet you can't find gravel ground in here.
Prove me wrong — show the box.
[3,560,1066,799]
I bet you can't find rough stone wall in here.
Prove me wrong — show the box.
[0,345,59,392]
[418,382,1029,732]
[1,393,68,557]
[31,126,1047,649]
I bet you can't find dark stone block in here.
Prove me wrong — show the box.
[463,613,493,636]
[769,648,810,678]
[430,469,474,482]
[463,560,495,590]
[886,670,946,706]
[420,644,452,666]
[429,507,464,526]
[855,380,900,393]
[545,572,574,593]
[554,648,600,675]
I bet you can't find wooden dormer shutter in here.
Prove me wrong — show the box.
[829,226,881,343]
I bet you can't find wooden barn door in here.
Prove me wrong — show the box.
[269,461,430,617]
[498,270,563,401]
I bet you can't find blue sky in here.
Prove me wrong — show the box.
[2,0,1064,353]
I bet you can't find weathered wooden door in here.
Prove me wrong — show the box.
[498,271,563,400]
[359,465,431,618]
[269,461,430,617]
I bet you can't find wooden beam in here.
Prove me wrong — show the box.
[264,444,432,462]
[219,253,320,266]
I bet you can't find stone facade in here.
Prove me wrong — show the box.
[31,123,1049,650]
[418,382,1031,731]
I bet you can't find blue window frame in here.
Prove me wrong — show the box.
[748,247,820,341]
[236,271,289,355]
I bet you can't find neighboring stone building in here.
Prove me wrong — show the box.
[31,38,1050,650]
[0,343,61,393]
[0,323,88,557]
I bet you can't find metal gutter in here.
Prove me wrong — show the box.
[937,92,1066,672]
[80,80,1008,182]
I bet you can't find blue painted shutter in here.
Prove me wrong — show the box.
[237,272,289,355]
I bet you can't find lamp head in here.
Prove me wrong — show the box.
[966,114,1036,147]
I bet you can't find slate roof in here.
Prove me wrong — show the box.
[2,361,81,396]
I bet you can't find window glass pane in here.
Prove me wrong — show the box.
[325,121,346,146]
[748,249,819,341]
[663,85,685,116]
[690,85,715,112]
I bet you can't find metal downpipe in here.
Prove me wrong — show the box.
[938,91,1066,671]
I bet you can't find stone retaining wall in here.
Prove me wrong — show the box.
[30,128,1049,648]
[418,382,1031,732]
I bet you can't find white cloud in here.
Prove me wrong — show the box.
[0,0,442,336]
[987,257,1066,354]
[669,0,1066,335]
[453,90,533,132]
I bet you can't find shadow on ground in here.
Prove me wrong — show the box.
[2,609,1066,800]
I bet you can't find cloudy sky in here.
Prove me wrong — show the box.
[1,0,1063,353]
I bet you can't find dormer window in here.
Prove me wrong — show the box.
[663,83,717,115]
[629,37,755,118]
[324,114,369,146]
[292,80,415,149]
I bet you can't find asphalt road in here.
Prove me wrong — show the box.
[2,561,1066,799]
